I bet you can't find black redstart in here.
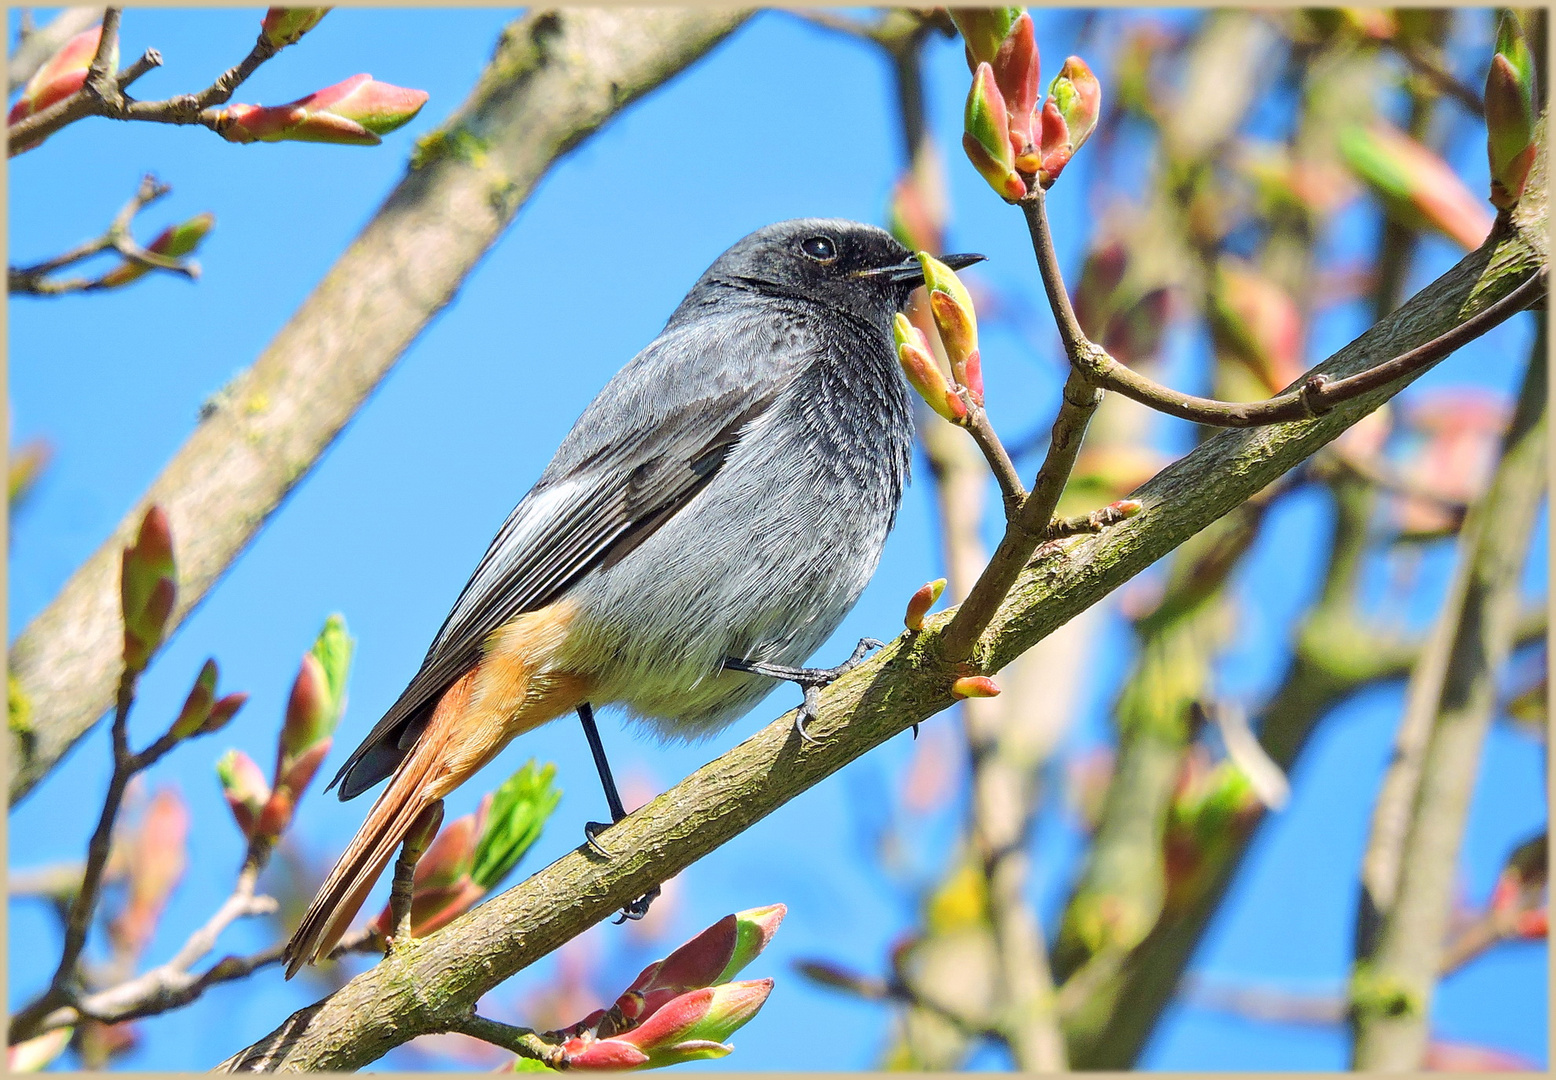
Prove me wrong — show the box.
[284,219,983,975]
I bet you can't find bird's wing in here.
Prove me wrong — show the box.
[330,312,813,798]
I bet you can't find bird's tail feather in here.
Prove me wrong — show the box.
[282,672,475,979]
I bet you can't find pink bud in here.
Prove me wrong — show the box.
[217,750,270,840]
[217,74,428,146]
[1037,57,1101,187]
[204,692,248,735]
[256,787,295,840]
[98,213,214,289]
[281,654,329,759]
[992,12,1040,160]
[950,675,1000,700]
[279,738,331,801]
[8,24,101,125]
[111,788,189,956]
[168,659,219,740]
[964,62,1028,201]
[904,578,947,632]
[565,980,774,1070]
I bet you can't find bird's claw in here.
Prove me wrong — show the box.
[613,883,662,924]
[585,821,661,921]
[725,637,885,746]
[583,820,613,858]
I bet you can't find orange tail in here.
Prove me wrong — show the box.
[282,671,476,978]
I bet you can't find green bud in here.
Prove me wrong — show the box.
[470,759,561,890]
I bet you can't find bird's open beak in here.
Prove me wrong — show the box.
[857,252,987,284]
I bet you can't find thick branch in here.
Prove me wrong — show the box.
[1350,323,1548,1069]
[218,191,1544,1071]
[7,8,752,805]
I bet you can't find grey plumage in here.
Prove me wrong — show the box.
[330,219,955,799]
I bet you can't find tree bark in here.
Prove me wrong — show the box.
[1350,321,1548,1070]
[7,8,751,804]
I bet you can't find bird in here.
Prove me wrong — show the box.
[282,219,983,977]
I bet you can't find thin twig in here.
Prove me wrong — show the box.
[943,181,1109,663]
[964,407,1027,517]
[1075,270,1547,427]
[8,174,201,296]
[441,1012,565,1067]
[1438,907,1536,976]
[10,675,138,1040]
[7,10,284,153]
[1386,37,1485,114]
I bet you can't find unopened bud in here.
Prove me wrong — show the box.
[893,313,966,423]
[964,62,1027,202]
[920,254,982,403]
[121,506,177,677]
[217,74,428,146]
[950,675,1000,700]
[168,659,218,740]
[204,692,248,735]
[99,213,214,289]
[904,578,947,632]
[217,749,270,840]
[992,12,1041,166]
[951,8,1026,70]
[8,24,104,152]
[277,614,353,789]
[562,979,774,1071]
[261,7,330,48]
[1485,14,1537,210]
[1037,56,1101,187]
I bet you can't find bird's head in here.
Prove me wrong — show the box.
[702,218,984,324]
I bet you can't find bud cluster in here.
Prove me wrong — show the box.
[892,253,983,426]
[953,9,1101,200]
[544,904,785,1070]
[217,615,354,845]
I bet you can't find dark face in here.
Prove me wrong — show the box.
[703,219,982,323]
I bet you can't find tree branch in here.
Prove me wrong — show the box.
[1350,320,1548,1069]
[5,7,286,152]
[8,173,199,296]
[7,7,753,805]
[218,189,1545,1070]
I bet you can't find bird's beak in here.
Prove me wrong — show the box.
[857,252,987,284]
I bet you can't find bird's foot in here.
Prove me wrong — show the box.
[583,819,614,857]
[582,819,661,922]
[723,637,884,743]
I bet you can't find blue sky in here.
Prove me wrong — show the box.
[7,7,1546,1071]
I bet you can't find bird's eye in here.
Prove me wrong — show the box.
[801,235,837,262]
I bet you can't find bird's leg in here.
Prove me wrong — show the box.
[576,703,661,923]
[386,799,444,954]
[722,637,884,744]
